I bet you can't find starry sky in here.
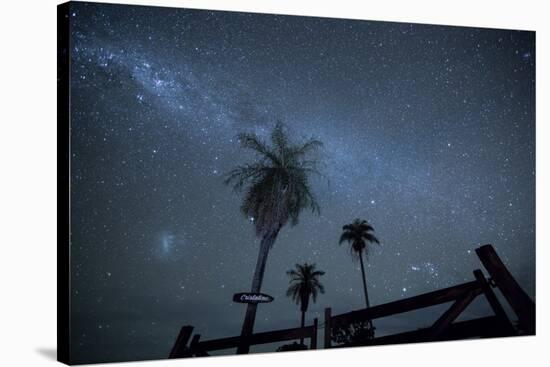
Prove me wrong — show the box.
[67,2,535,364]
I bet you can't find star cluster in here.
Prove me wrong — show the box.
[68,2,535,363]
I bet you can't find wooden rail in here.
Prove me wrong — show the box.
[329,281,480,328]
[170,319,318,358]
[336,316,512,348]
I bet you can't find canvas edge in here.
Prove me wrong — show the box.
[58,1,72,365]
[54,1,537,364]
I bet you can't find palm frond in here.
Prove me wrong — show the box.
[238,132,280,164]
[363,233,380,244]
[224,163,270,191]
[287,140,323,164]
[271,121,289,156]
[339,231,354,244]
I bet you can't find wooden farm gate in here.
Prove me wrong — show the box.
[169,318,318,358]
[169,244,535,357]
[323,245,535,348]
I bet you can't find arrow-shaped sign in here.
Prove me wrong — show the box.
[233,292,274,304]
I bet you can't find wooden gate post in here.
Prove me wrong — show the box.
[473,269,516,336]
[324,307,332,349]
[169,325,194,358]
[188,334,203,356]
[310,318,318,349]
[428,289,479,340]
[476,245,535,334]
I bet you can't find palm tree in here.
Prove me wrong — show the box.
[225,122,323,354]
[286,263,325,344]
[339,219,380,310]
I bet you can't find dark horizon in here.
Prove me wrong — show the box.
[67,2,535,364]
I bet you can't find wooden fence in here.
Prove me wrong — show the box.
[324,244,534,348]
[169,244,535,357]
[170,318,318,358]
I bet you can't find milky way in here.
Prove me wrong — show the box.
[67,2,535,363]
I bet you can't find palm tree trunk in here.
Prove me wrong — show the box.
[237,229,279,354]
[299,310,305,344]
[358,253,370,309]
[358,252,374,331]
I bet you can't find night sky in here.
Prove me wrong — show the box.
[68,2,535,364]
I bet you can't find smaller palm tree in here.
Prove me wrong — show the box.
[286,263,325,344]
[339,219,379,335]
[339,219,380,309]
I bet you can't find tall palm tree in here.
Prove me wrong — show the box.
[339,219,380,310]
[286,263,325,344]
[225,122,323,354]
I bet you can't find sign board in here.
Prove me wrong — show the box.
[233,292,274,304]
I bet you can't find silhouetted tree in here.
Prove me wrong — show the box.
[225,122,323,353]
[339,219,380,330]
[286,263,325,343]
[276,342,308,352]
[331,320,375,346]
